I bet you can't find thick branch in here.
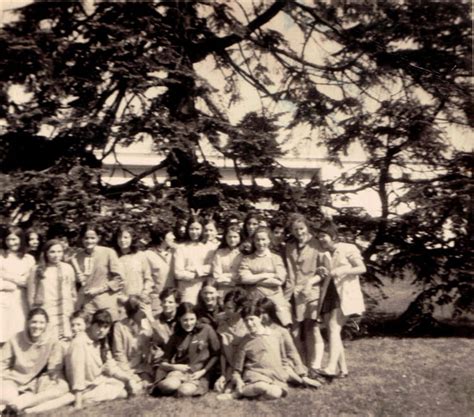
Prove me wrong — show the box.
[191,1,287,62]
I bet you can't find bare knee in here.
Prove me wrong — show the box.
[157,377,181,394]
[263,385,283,400]
[176,383,197,397]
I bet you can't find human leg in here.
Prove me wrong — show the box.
[0,379,19,406]
[324,308,346,374]
[156,371,185,395]
[23,393,75,414]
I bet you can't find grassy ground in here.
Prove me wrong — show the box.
[30,337,474,417]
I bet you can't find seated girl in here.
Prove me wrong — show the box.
[215,289,248,394]
[238,226,292,327]
[149,288,180,364]
[0,308,69,414]
[195,281,223,329]
[211,224,243,300]
[231,304,289,400]
[66,309,141,409]
[153,303,220,397]
[256,297,321,389]
[112,295,154,389]
[27,239,77,341]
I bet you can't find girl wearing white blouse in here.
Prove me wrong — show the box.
[0,227,35,344]
[316,221,366,378]
[211,224,243,300]
[174,216,213,305]
[27,239,77,340]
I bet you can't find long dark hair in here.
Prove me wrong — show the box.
[2,226,28,257]
[174,302,198,335]
[256,297,283,327]
[219,224,242,250]
[185,215,205,242]
[112,225,139,255]
[242,212,262,240]
[90,309,113,363]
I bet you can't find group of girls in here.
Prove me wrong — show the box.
[0,212,366,414]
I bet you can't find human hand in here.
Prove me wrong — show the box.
[214,375,226,393]
[189,369,206,380]
[173,364,191,372]
[235,378,244,395]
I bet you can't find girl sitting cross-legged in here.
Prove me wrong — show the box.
[231,303,289,400]
[66,309,142,409]
[152,302,220,397]
[214,289,248,395]
[111,295,154,391]
[256,297,321,389]
[0,308,69,415]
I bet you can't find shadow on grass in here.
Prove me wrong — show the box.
[350,311,474,339]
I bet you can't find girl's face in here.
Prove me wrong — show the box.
[203,223,218,242]
[71,317,87,336]
[223,301,237,319]
[179,312,197,333]
[46,244,64,265]
[188,222,202,242]
[244,315,263,335]
[118,231,133,251]
[89,322,110,341]
[246,218,259,236]
[317,232,334,251]
[161,295,178,316]
[292,221,309,243]
[28,233,40,250]
[164,232,176,249]
[83,230,99,251]
[254,231,271,252]
[201,286,218,309]
[28,314,48,341]
[5,234,21,252]
[226,231,241,248]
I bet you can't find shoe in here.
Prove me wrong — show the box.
[315,368,338,379]
[347,319,360,332]
[1,405,19,417]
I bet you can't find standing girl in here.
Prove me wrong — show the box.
[27,239,77,340]
[113,226,152,299]
[285,214,327,369]
[153,303,220,397]
[240,212,261,255]
[145,226,176,313]
[174,216,212,305]
[211,224,243,300]
[72,224,124,321]
[195,281,222,329]
[238,227,292,327]
[316,221,366,378]
[25,228,43,262]
[0,227,35,344]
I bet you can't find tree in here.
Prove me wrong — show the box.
[0,0,472,326]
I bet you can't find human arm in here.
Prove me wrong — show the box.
[173,246,197,281]
[212,252,233,284]
[331,245,366,284]
[238,257,273,285]
[111,323,132,372]
[140,252,153,296]
[26,268,37,307]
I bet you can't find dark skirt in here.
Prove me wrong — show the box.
[321,280,341,314]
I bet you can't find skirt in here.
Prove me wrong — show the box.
[321,280,341,315]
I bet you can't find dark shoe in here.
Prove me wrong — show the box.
[2,405,19,417]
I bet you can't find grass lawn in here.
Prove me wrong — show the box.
[30,337,473,417]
